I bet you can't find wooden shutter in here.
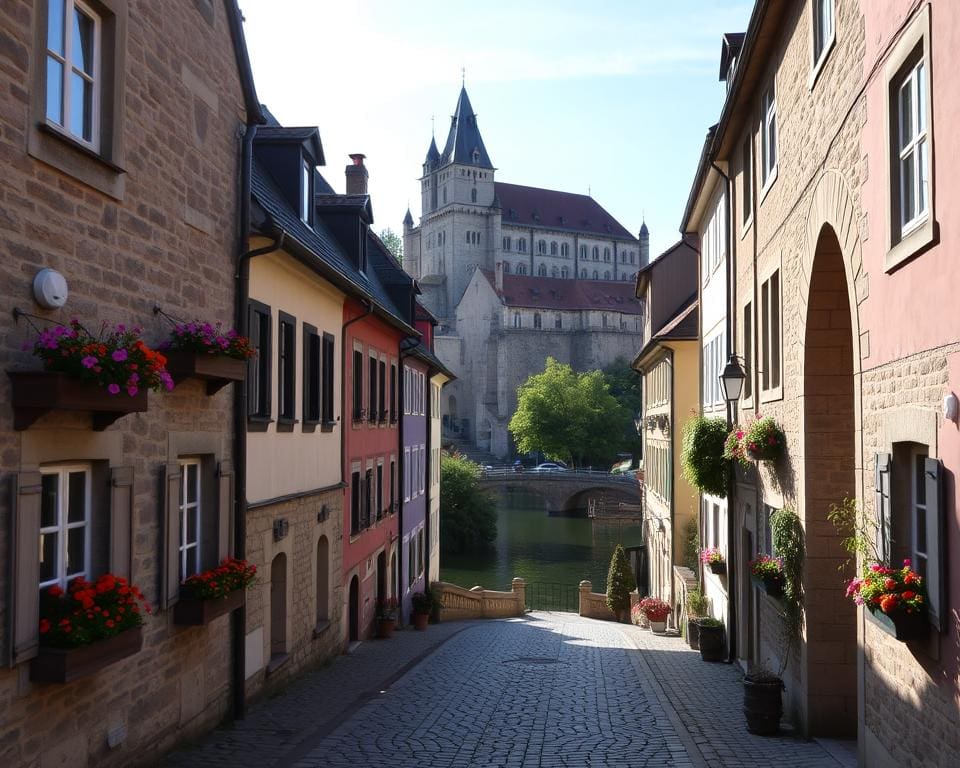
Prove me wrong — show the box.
[217,460,235,562]
[924,457,944,632]
[875,453,891,564]
[161,462,182,609]
[11,471,42,666]
[109,466,135,580]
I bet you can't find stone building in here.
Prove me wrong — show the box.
[0,1,259,765]
[686,1,960,763]
[403,86,646,457]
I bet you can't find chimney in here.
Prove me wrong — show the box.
[345,153,368,195]
[495,261,504,294]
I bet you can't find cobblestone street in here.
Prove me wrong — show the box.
[161,614,855,768]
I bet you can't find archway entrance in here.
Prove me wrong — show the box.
[348,575,360,642]
[802,225,857,737]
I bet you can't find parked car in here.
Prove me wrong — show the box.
[531,462,567,473]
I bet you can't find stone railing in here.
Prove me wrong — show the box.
[431,578,526,621]
[673,565,698,629]
[578,580,640,621]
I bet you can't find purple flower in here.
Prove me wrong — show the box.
[107,383,121,395]
[82,356,99,369]
[126,385,139,397]
[116,324,126,333]
[161,371,174,391]
[129,372,140,383]
[111,349,128,362]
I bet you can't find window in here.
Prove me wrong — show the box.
[742,135,753,226]
[812,0,835,71]
[580,269,587,279]
[503,262,511,274]
[603,271,610,280]
[376,462,384,518]
[389,458,396,512]
[503,236,511,251]
[277,313,296,422]
[368,353,378,423]
[417,527,425,576]
[702,194,726,281]
[743,302,753,403]
[390,362,397,422]
[351,469,361,534]
[513,312,521,328]
[301,159,311,224]
[304,325,320,423]
[39,465,90,589]
[45,0,100,148]
[703,335,723,407]
[592,246,599,261]
[761,84,778,188]
[580,245,587,260]
[322,334,335,424]
[550,241,558,255]
[518,239,527,253]
[378,360,386,421]
[364,468,373,527]
[352,348,363,421]
[592,270,598,280]
[561,244,569,257]
[408,537,415,588]
[248,301,272,419]
[759,504,776,556]
[471,188,477,203]
[178,460,201,580]
[760,271,781,394]
[403,447,411,501]
[604,248,611,262]
[538,240,546,254]
[537,264,547,277]
[516,264,527,275]
[896,58,928,236]
[555,314,562,329]
[534,312,542,329]
[561,267,568,278]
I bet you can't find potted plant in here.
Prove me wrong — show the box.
[411,590,432,630]
[696,617,724,662]
[700,547,726,575]
[680,415,729,498]
[376,597,399,638]
[161,321,255,395]
[605,544,635,622]
[743,667,785,735]
[749,555,785,597]
[845,559,927,641]
[639,597,671,633]
[685,588,709,650]
[10,320,173,430]
[31,574,151,683]
[174,558,257,626]
[632,598,651,628]
[743,416,785,463]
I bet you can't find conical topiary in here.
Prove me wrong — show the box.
[606,544,635,619]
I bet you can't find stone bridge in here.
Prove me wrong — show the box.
[478,468,642,515]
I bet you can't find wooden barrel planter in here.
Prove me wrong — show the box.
[743,676,784,735]
[697,622,724,662]
[413,613,429,631]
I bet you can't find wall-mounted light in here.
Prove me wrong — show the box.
[719,354,746,404]
[944,392,958,422]
[32,268,68,309]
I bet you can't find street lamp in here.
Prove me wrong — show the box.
[634,411,643,435]
[719,354,746,404]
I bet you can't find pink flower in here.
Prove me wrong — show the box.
[107,383,121,395]
[111,349,128,362]
[870,563,882,572]
[126,386,139,397]
[902,559,911,567]
[82,355,98,368]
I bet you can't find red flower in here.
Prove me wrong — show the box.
[39,619,51,634]
[47,585,63,598]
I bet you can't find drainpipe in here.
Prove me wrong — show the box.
[397,335,420,618]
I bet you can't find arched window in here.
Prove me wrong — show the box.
[561,243,569,257]
[517,263,527,275]
[534,313,542,329]
[561,266,569,278]
[593,270,599,279]
[538,264,547,277]
[592,246,600,261]
[551,266,559,277]
[550,241,558,255]
[604,270,611,280]
[554,314,562,329]
[580,245,587,259]
[513,312,521,328]
[471,188,477,203]
[503,236,511,251]
[580,268,587,278]
[503,262,511,274]
[604,248,611,261]
[537,240,546,254]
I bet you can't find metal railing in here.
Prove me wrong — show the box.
[480,466,638,484]
[524,581,581,613]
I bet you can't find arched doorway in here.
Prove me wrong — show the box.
[348,575,360,642]
[802,224,857,737]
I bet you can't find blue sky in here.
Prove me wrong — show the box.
[241,1,752,259]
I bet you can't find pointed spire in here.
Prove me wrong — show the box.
[640,220,649,235]
[439,85,493,169]
[403,207,414,228]
[424,136,440,167]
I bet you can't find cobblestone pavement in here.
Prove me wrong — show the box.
[162,613,855,768]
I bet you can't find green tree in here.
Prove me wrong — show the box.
[509,358,631,466]
[379,228,403,264]
[439,453,497,555]
[606,544,635,617]
[602,356,643,458]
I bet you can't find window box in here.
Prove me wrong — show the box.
[30,625,143,684]
[708,561,727,576]
[164,350,246,395]
[751,575,784,598]
[867,606,926,642]
[173,587,245,626]
[8,371,147,430]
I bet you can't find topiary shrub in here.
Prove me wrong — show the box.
[605,544,635,619]
[681,415,729,497]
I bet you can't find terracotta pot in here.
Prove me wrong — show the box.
[174,588,245,626]
[377,618,396,639]
[30,626,143,683]
[413,612,429,631]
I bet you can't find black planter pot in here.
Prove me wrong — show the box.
[697,622,724,662]
[751,575,784,598]
[686,617,700,650]
[743,676,784,735]
[868,607,927,641]
[708,561,726,575]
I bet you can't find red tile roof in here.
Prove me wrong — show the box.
[495,182,636,241]
[481,271,643,314]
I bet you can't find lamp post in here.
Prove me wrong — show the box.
[719,355,746,406]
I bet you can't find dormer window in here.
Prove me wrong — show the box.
[472,149,480,163]
[300,159,312,225]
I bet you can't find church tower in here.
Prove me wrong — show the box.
[416,86,499,329]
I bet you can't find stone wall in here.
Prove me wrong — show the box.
[577,581,640,621]
[432,578,526,620]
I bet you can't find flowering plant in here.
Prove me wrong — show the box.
[845,559,925,616]
[630,603,645,625]
[743,416,785,462]
[638,597,671,622]
[39,574,151,649]
[376,597,399,621]
[724,425,749,466]
[411,590,434,615]
[181,558,257,601]
[700,547,725,566]
[163,322,255,360]
[30,320,173,396]
[749,554,784,582]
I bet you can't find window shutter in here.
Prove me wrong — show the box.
[110,466,135,580]
[217,460,235,562]
[924,457,944,632]
[161,462,182,610]
[247,304,259,417]
[875,453,891,564]
[11,471,42,666]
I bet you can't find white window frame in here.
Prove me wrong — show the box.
[897,59,929,238]
[39,464,91,590]
[403,447,411,501]
[760,83,778,195]
[741,134,753,231]
[179,459,202,581]
[45,0,101,150]
[809,0,836,88]
[759,269,782,401]
[419,445,426,495]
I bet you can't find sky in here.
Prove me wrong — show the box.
[240,1,753,259]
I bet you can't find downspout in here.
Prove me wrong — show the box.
[710,157,737,664]
[397,336,420,615]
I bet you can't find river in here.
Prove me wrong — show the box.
[440,489,644,607]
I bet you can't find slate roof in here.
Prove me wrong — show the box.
[633,295,698,368]
[424,136,440,166]
[255,125,324,164]
[495,182,636,241]
[250,158,414,334]
[480,271,643,314]
[439,86,494,169]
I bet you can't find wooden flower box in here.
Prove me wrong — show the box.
[708,561,727,576]
[163,351,246,395]
[8,371,148,430]
[751,575,784,598]
[30,626,143,683]
[868,607,927,642]
[173,588,245,626]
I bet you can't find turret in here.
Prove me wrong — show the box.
[639,221,650,267]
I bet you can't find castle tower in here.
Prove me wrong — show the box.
[639,220,650,267]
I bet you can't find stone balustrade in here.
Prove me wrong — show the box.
[431,578,526,620]
[578,580,640,620]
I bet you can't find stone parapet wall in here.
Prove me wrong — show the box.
[577,581,639,621]
[432,578,525,620]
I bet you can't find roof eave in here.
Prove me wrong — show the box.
[225,0,266,125]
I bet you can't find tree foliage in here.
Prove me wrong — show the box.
[379,228,403,264]
[680,415,729,497]
[601,356,643,457]
[508,358,632,466]
[439,453,497,555]
[606,544,635,614]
